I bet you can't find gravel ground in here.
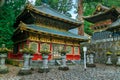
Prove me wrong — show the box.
[0,64,120,80]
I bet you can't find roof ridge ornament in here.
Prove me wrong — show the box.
[26,2,34,9]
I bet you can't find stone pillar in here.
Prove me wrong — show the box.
[22,54,31,70]
[87,54,96,67]
[38,55,49,73]
[29,55,33,66]
[116,56,120,66]
[42,55,48,68]
[0,54,8,73]
[58,55,69,71]
[106,55,112,65]
[86,55,90,64]
[89,54,94,64]
[18,54,32,75]
[61,55,67,67]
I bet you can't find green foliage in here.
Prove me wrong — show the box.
[35,0,42,6]
[0,0,27,48]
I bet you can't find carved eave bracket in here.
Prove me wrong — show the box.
[19,21,27,32]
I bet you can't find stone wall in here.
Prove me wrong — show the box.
[86,41,120,64]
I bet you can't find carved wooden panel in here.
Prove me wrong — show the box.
[74,46,79,54]
[29,42,38,53]
[66,46,72,54]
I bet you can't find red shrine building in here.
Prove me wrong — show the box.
[9,3,88,61]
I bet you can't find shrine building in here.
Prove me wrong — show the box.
[84,4,120,43]
[11,3,88,60]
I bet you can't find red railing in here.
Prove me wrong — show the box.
[8,52,23,60]
[8,53,80,60]
[66,54,80,60]
[32,54,52,60]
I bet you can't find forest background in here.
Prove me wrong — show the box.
[0,0,120,48]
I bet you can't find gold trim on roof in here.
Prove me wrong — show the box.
[25,3,81,26]
[16,22,87,42]
[19,21,27,31]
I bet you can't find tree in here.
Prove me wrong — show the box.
[0,0,27,48]
[35,0,73,17]
[0,0,5,7]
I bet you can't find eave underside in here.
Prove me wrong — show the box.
[84,8,119,23]
[13,24,88,43]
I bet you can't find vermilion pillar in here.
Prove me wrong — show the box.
[38,42,40,52]
[72,46,74,54]
[26,40,30,46]
[50,43,52,53]
[78,46,80,55]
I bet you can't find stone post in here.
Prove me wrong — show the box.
[38,55,49,73]
[58,55,69,71]
[42,55,48,68]
[106,55,112,65]
[22,54,31,70]
[116,56,120,66]
[89,54,94,64]
[86,55,90,64]
[0,54,8,73]
[18,54,32,75]
[87,54,96,67]
[61,55,67,67]
[29,55,33,66]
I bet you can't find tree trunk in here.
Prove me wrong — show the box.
[78,0,84,36]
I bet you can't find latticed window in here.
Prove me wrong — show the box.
[52,44,64,59]
[29,42,38,53]
[40,43,50,51]
[74,46,79,54]
[66,46,72,54]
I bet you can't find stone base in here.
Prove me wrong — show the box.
[87,64,96,67]
[38,68,50,73]
[58,66,69,71]
[0,68,8,74]
[106,63,113,65]
[116,64,120,66]
[18,69,32,75]
[0,65,8,74]
[116,62,120,66]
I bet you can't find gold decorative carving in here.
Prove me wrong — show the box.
[19,21,27,31]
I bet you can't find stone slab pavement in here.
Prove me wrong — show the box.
[0,64,120,80]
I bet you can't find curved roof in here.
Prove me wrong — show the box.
[16,3,82,26]
[107,18,120,30]
[34,5,80,24]
[25,24,88,40]
[84,8,120,23]
[83,4,120,23]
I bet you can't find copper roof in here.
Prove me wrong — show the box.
[16,3,82,26]
[107,18,120,30]
[83,8,120,23]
